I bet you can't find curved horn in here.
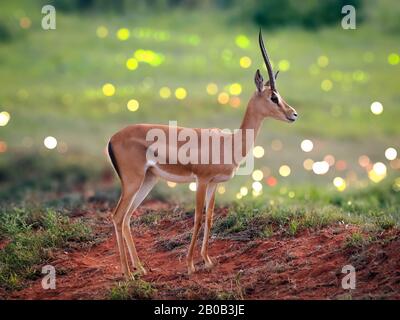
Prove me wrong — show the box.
[259,29,276,92]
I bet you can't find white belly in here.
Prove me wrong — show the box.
[150,165,196,183]
[212,172,235,182]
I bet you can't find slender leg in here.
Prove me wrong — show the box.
[201,183,217,268]
[187,181,207,275]
[122,172,158,275]
[112,181,144,277]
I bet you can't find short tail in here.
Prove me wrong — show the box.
[107,141,121,180]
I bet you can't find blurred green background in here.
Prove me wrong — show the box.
[0,0,399,203]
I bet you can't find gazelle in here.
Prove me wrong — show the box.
[107,30,298,276]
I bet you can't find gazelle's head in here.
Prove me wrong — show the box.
[252,30,298,123]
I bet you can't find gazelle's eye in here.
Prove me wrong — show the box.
[271,95,279,105]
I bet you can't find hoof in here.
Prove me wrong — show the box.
[137,265,148,276]
[187,265,196,275]
[202,255,214,269]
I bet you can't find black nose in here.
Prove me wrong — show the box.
[293,113,298,117]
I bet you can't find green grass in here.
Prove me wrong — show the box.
[344,231,372,249]
[0,208,92,290]
[108,274,157,300]
[214,180,399,239]
[214,202,348,239]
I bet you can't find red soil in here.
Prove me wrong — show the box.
[6,201,400,300]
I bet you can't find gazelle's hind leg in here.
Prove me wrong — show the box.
[187,181,207,275]
[201,183,217,269]
[122,172,158,275]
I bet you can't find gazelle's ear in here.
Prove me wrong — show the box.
[254,69,264,93]
[265,70,280,87]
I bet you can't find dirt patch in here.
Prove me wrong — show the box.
[5,201,400,300]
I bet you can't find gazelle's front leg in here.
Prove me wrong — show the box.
[187,180,207,275]
[201,183,216,268]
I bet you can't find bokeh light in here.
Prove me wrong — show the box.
[336,160,347,171]
[134,49,164,66]
[159,86,171,99]
[0,111,11,126]
[317,55,329,68]
[102,83,116,97]
[358,155,370,168]
[300,139,313,152]
[44,136,57,150]
[271,139,283,151]
[217,185,226,194]
[373,162,387,175]
[321,79,333,91]
[96,26,108,38]
[279,165,291,177]
[189,182,197,191]
[127,99,139,112]
[370,101,383,115]
[240,56,252,68]
[117,28,130,41]
[368,162,387,183]
[126,58,138,70]
[167,181,177,188]
[278,59,290,71]
[240,186,248,196]
[385,147,397,160]
[175,87,187,100]
[333,177,346,191]
[266,176,277,187]
[252,181,263,193]
[312,161,329,175]
[229,97,241,108]
[235,35,250,48]
[229,83,242,96]
[253,146,265,158]
[324,154,335,166]
[218,92,229,104]
[206,83,218,95]
[0,141,7,153]
[388,53,399,65]
[303,158,314,171]
[252,170,264,181]
[20,17,31,29]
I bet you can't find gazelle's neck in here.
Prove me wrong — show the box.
[239,97,264,134]
[235,94,265,159]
